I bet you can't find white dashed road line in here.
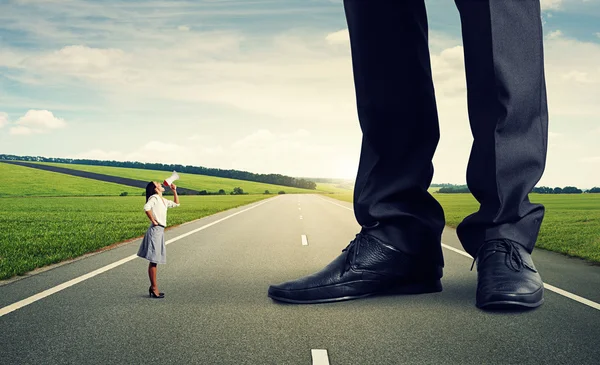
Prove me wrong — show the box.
[311,349,330,365]
[0,198,275,318]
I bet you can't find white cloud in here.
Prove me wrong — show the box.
[9,110,67,135]
[27,45,128,79]
[541,0,563,10]
[0,112,8,128]
[547,30,564,39]
[430,45,467,97]
[561,70,594,84]
[325,29,349,45]
[544,37,600,116]
[0,2,598,185]
[9,126,36,136]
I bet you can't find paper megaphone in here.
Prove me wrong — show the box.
[163,171,180,187]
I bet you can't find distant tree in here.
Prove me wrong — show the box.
[587,187,600,193]
[199,190,207,195]
[264,190,270,194]
[218,189,226,195]
[532,186,553,194]
[562,186,582,194]
[278,191,286,194]
[438,185,470,193]
[232,187,244,195]
[430,183,456,188]
[553,187,563,194]
[120,192,128,196]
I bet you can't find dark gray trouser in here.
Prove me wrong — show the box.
[345,0,548,263]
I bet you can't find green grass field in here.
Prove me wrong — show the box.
[0,162,352,280]
[0,195,269,280]
[1,163,144,197]
[329,192,600,263]
[435,193,600,262]
[33,161,327,195]
[2,159,597,279]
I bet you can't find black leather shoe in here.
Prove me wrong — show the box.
[268,233,443,304]
[473,239,544,309]
[149,287,165,298]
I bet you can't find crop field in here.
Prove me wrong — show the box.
[0,195,269,280]
[329,192,600,263]
[1,162,144,197]
[32,162,325,195]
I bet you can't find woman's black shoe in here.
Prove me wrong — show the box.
[149,287,165,298]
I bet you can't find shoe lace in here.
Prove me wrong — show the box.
[470,239,537,273]
[342,233,366,272]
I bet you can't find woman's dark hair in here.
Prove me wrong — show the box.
[146,182,157,202]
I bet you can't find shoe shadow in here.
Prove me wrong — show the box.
[477,304,540,314]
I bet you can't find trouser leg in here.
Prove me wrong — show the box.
[454,0,548,257]
[345,0,445,264]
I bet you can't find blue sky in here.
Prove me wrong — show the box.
[1,0,599,188]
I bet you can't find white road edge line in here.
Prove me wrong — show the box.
[311,349,330,365]
[302,235,309,246]
[316,195,600,311]
[0,198,275,318]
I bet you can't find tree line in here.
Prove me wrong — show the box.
[0,154,317,190]
[436,184,600,194]
[531,186,600,194]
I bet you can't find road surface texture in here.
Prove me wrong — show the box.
[1,194,599,364]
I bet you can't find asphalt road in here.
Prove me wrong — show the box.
[1,194,599,364]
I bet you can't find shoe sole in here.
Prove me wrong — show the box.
[268,279,442,304]
[476,287,544,310]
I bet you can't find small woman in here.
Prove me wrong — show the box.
[138,181,180,298]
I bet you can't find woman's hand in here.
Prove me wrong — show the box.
[171,183,179,204]
[145,210,159,226]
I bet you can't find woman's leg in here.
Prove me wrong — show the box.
[148,262,158,292]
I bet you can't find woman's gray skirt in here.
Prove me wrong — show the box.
[137,225,166,264]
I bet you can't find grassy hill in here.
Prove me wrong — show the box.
[1,162,144,197]
[26,161,326,195]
